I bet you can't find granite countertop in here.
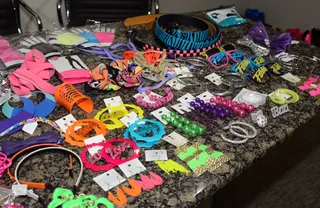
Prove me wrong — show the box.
[2,12,320,208]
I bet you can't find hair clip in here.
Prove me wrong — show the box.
[236,35,270,56]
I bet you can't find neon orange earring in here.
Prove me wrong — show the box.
[108,188,127,206]
[121,179,142,197]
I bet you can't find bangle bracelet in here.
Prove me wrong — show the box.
[0,117,65,143]
[221,121,257,144]
[65,119,107,147]
[269,88,299,104]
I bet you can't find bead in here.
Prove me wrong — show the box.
[198,127,206,135]
[211,110,217,118]
[218,111,226,119]
[195,98,201,103]
[199,100,205,105]
[238,109,246,117]
[190,101,196,107]
[190,129,198,137]
[184,119,191,125]
[221,100,228,106]
[247,104,255,112]
[200,106,206,112]
[205,103,211,108]
[225,108,232,117]
[219,97,225,102]
[204,108,210,113]
[215,96,222,101]
[170,112,177,118]
[194,104,200,110]
[172,119,180,127]
[239,102,247,110]
[210,98,216,103]
[182,125,190,133]
[210,104,216,109]
[226,103,233,108]
[232,106,240,112]
[216,106,223,112]
[231,101,238,107]
[177,122,184,129]
[161,115,168,120]
[210,99,218,105]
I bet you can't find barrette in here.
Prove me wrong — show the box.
[236,35,270,56]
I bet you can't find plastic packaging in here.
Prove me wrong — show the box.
[205,5,247,28]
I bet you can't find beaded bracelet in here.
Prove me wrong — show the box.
[135,88,174,109]
[190,98,232,120]
[65,119,107,147]
[0,117,65,143]
[162,112,205,137]
[124,119,165,148]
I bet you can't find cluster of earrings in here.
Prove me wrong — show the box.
[162,112,206,137]
[210,96,255,117]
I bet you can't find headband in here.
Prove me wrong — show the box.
[0,117,65,143]
[13,146,83,202]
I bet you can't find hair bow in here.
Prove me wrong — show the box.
[248,21,292,54]
[236,36,270,56]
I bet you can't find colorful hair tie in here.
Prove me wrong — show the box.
[269,88,299,104]
[136,88,174,109]
[0,117,65,143]
[65,119,107,147]
[88,64,121,91]
[110,59,143,87]
[124,119,165,148]
[162,112,205,137]
[55,83,94,113]
[94,104,144,130]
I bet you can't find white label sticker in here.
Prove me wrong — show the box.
[12,184,28,196]
[174,67,193,78]
[22,122,38,135]
[103,96,124,108]
[150,107,171,125]
[171,103,192,114]
[118,158,146,178]
[281,73,301,83]
[167,78,185,90]
[145,150,168,161]
[205,72,223,86]
[55,114,78,133]
[93,169,126,192]
[120,111,140,127]
[84,134,106,155]
[162,131,188,147]
[177,93,195,105]
[197,91,214,102]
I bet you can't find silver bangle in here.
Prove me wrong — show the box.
[221,121,257,144]
[221,126,249,144]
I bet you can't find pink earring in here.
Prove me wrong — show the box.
[134,172,163,190]
[298,77,318,91]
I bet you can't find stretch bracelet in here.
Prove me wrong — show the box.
[136,88,174,109]
[269,88,300,104]
[94,104,144,130]
[124,119,165,148]
[65,119,107,147]
[0,117,65,143]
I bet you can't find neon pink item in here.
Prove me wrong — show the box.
[0,37,24,67]
[58,70,91,84]
[298,77,318,91]
[8,49,57,95]
[94,32,115,47]
[80,142,117,172]
[136,88,174,109]
[309,85,320,96]
[0,152,12,178]
[101,138,140,165]
[134,172,163,190]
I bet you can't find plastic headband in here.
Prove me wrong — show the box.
[124,119,165,148]
[0,117,65,143]
[65,119,107,147]
[94,104,144,130]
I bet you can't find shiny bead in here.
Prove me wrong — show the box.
[199,100,205,105]
[194,104,200,110]
[210,99,218,105]
[218,111,226,119]
[221,100,228,106]
[210,104,216,109]
[211,110,217,118]
[225,108,232,117]
[231,101,238,107]
[198,127,206,135]
[180,117,187,123]
[190,101,196,107]
[226,103,233,108]
[161,115,168,120]
[215,96,222,100]
[210,98,216,103]
[216,106,223,112]
[205,103,211,108]
[232,106,240,112]
[200,106,206,112]
[172,119,180,127]
[177,122,184,129]
[184,119,191,125]
[219,97,225,102]
[247,104,255,112]
[238,109,246,117]
[195,98,201,103]
[182,125,190,133]
[190,129,198,137]
[239,102,247,109]
[170,112,177,118]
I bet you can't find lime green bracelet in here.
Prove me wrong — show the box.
[269,88,299,104]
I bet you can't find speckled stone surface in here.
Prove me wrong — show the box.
[2,12,320,208]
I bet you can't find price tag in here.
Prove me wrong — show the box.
[151,107,171,125]
[84,134,106,155]
[93,169,126,192]
[167,78,185,90]
[55,114,78,133]
[205,72,223,85]
[22,122,38,135]
[162,131,188,147]
[120,111,140,127]
[103,96,124,108]
[177,93,195,105]
[145,150,168,161]
[174,67,193,78]
[12,184,28,196]
[118,158,146,178]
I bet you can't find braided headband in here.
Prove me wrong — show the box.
[0,117,65,143]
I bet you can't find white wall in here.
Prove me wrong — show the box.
[20,0,247,32]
